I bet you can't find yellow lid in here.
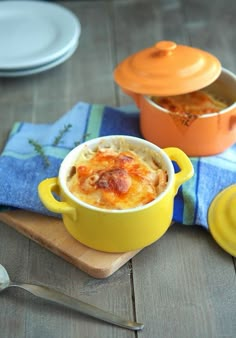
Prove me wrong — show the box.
[114,41,221,96]
[208,184,236,256]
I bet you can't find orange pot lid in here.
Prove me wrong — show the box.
[113,41,221,96]
[208,184,236,256]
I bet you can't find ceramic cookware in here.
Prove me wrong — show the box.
[38,135,193,253]
[114,41,236,156]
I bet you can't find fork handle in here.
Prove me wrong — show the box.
[10,282,144,331]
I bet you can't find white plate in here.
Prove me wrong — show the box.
[0,1,81,69]
[0,40,78,77]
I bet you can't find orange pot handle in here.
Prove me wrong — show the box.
[229,115,236,130]
[121,87,141,108]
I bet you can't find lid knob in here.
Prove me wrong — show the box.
[155,41,177,55]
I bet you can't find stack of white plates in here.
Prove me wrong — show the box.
[0,1,81,77]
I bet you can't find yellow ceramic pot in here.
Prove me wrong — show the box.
[38,135,194,253]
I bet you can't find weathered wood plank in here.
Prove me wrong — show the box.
[133,225,236,338]
[182,0,236,72]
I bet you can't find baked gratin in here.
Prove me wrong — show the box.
[152,90,227,116]
[67,139,168,210]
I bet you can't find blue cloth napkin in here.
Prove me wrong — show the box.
[0,101,235,229]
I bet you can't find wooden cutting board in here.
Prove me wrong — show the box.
[0,210,140,279]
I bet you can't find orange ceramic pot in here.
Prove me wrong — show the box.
[114,41,236,156]
[126,68,236,156]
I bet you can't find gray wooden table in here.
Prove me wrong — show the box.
[0,1,236,337]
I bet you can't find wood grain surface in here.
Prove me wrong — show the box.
[0,209,140,279]
[0,1,235,338]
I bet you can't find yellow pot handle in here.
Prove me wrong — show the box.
[164,147,194,195]
[38,177,77,220]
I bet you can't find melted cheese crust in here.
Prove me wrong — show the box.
[67,140,168,210]
[152,90,227,116]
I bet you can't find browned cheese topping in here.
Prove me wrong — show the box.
[67,142,168,210]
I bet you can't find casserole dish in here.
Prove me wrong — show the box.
[114,41,236,156]
[38,135,193,252]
